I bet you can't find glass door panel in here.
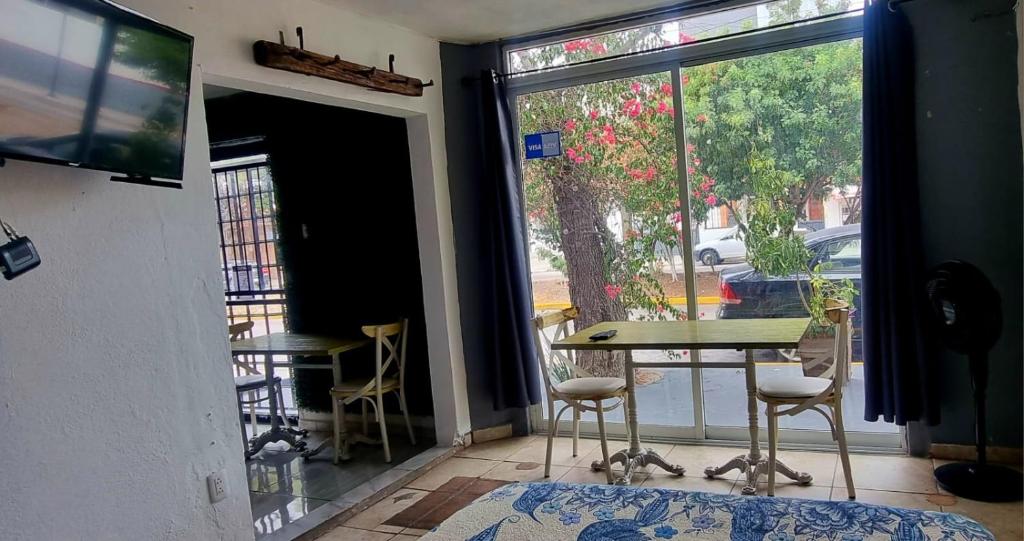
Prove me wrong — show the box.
[680,39,898,439]
[518,72,695,435]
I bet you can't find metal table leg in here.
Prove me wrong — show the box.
[249,353,305,456]
[704,349,811,494]
[591,351,685,484]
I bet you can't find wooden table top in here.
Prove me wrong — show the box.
[230,332,370,356]
[551,318,811,351]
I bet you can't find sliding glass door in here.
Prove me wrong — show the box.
[518,72,696,439]
[511,0,898,448]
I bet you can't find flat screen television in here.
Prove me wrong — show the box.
[0,0,194,181]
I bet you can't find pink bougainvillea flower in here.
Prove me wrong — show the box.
[564,119,576,132]
[566,148,577,160]
[679,33,696,44]
[695,113,708,123]
[692,157,702,166]
[604,284,622,299]
[687,166,696,175]
[589,41,607,54]
[585,131,596,143]
[589,110,599,120]
[644,166,656,180]
[686,143,696,153]
[628,169,643,179]
[666,107,675,117]
[630,82,642,93]
[670,211,682,224]
[658,101,668,113]
[656,305,665,313]
[705,194,718,205]
[661,82,673,95]
[574,155,586,164]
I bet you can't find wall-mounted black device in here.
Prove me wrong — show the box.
[0,218,40,280]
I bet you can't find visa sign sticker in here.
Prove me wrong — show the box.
[524,131,561,160]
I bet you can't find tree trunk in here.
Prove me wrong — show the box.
[551,176,626,377]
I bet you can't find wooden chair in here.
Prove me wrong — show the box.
[330,319,415,464]
[757,304,855,499]
[229,321,291,458]
[532,307,627,484]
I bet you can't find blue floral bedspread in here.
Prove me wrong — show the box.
[420,482,993,541]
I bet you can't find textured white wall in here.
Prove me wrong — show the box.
[0,0,468,538]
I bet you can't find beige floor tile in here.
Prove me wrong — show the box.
[481,460,570,483]
[640,472,738,494]
[389,535,420,540]
[506,436,599,467]
[834,454,938,494]
[558,465,648,485]
[456,436,537,461]
[405,457,499,491]
[941,498,1024,540]
[831,487,940,511]
[743,482,832,500]
[344,488,432,533]
[664,444,749,480]
[400,528,431,536]
[772,450,839,487]
[317,526,395,540]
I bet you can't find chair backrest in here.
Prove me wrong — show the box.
[361,320,408,387]
[228,321,257,375]
[531,307,589,398]
[820,306,851,389]
[229,321,255,341]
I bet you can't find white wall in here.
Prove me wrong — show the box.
[0,0,469,538]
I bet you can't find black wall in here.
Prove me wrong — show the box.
[440,43,531,434]
[905,0,1023,448]
[206,92,434,417]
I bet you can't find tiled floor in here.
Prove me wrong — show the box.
[318,436,1024,540]
[250,430,436,539]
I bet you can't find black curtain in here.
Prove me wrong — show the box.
[479,70,542,409]
[862,1,938,425]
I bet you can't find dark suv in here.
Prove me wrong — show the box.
[717,224,862,358]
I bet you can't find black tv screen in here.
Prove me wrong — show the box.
[0,0,194,180]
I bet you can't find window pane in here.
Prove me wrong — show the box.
[681,39,895,435]
[508,0,863,74]
[518,72,694,431]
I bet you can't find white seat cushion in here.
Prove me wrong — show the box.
[554,377,626,398]
[758,376,832,398]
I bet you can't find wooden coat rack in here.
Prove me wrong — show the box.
[253,27,434,97]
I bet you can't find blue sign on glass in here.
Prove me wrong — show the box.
[524,131,562,160]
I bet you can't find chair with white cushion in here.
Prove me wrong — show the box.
[757,303,855,499]
[532,307,627,484]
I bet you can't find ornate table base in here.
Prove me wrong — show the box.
[587,349,812,492]
[591,447,685,486]
[705,452,812,495]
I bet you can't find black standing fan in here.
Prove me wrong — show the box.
[926,260,1023,502]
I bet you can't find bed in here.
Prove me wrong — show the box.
[420,482,993,540]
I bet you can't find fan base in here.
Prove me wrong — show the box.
[935,462,1023,502]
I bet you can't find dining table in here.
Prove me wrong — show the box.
[551,317,812,494]
[230,332,370,460]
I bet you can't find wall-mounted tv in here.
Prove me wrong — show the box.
[0,0,194,181]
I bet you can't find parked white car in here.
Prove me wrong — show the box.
[694,227,745,265]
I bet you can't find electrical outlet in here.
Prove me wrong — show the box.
[207,470,228,503]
